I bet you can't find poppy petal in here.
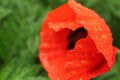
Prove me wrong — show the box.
[39,0,118,80]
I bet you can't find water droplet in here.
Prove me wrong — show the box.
[102,35,106,39]
[98,27,102,31]
[94,27,98,31]
[71,70,77,75]
[80,60,87,65]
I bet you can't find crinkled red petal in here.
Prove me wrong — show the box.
[39,0,118,80]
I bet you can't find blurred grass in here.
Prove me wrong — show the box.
[0,0,120,80]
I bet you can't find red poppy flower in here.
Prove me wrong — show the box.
[39,0,118,80]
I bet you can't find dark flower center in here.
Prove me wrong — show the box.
[67,27,88,50]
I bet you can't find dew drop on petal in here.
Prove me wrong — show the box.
[102,34,107,39]
[80,60,88,65]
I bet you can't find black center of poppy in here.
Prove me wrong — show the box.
[67,27,88,50]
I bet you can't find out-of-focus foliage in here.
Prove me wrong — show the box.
[0,0,120,80]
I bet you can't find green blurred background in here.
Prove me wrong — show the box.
[0,0,120,80]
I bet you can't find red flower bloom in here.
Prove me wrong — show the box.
[39,0,118,80]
